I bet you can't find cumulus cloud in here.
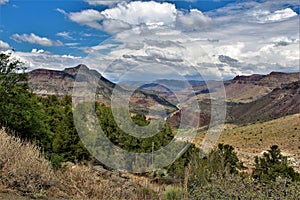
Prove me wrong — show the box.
[101,1,177,26]
[254,8,297,23]
[101,19,131,34]
[24,0,299,80]
[68,9,103,29]
[10,50,82,70]
[11,33,63,46]
[0,40,11,50]
[176,9,213,30]
[63,1,212,34]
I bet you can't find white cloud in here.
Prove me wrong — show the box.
[0,0,9,5]
[101,1,177,26]
[0,40,11,50]
[11,33,63,46]
[10,50,82,70]
[101,19,131,34]
[254,8,297,23]
[56,31,74,40]
[176,9,213,31]
[76,1,177,34]
[65,42,80,46]
[84,0,123,6]
[68,9,103,29]
[25,0,299,80]
[31,49,45,53]
[56,8,67,15]
[84,1,299,80]
[64,1,212,34]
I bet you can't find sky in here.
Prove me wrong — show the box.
[0,0,299,81]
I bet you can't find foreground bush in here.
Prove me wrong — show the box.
[188,144,300,199]
[0,128,54,195]
[189,173,300,199]
[0,129,162,199]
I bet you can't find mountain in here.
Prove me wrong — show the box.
[223,72,300,103]
[195,114,300,172]
[28,65,178,116]
[166,72,300,128]
[29,64,114,103]
[228,80,300,124]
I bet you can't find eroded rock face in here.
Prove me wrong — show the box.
[233,71,299,86]
[28,64,178,116]
[29,68,75,97]
[28,64,112,98]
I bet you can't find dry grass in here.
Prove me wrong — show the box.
[195,114,300,171]
[0,128,165,199]
[0,128,54,196]
[51,163,141,199]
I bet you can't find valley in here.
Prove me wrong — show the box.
[28,64,300,173]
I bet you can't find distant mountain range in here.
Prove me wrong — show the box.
[165,71,299,127]
[28,65,299,127]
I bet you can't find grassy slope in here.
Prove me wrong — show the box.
[195,114,300,171]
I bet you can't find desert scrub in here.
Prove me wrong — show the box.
[0,129,161,199]
[0,128,54,195]
[163,186,183,200]
[52,163,161,199]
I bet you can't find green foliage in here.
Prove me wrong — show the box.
[253,145,300,182]
[210,143,243,175]
[40,95,91,166]
[188,173,300,200]
[0,53,51,149]
[167,143,200,181]
[188,144,242,189]
[163,187,182,200]
[188,144,300,199]
[95,103,174,153]
[0,53,27,93]
[132,113,149,126]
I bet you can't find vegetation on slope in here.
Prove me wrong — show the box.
[195,114,300,171]
[1,52,299,199]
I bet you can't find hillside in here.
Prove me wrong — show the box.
[29,64,114,103]
[167,73,299,128]
[228,80,300,124]
[223,72,299,103]
[28,65,178,116]
[147,71,299,104]
[195,114,300,172]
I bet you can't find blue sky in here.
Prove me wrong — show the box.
[0,0,236,56]
[0,0,299,81]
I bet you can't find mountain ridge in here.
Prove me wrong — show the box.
[28,64,178,116]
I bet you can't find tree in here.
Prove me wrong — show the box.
[40,95,91,167]
[253,145,300,182]
[210,143,242,175]
[0,53,27,93]
[0,53,52,149]
[188,144,242,188]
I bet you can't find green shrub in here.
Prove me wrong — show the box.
[163,187,182,200]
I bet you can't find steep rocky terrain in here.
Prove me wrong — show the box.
[28,65,178,116]
[223,72,299,103]
[166,72,299,128]
[228,80,300,124]
[29,65,114,104]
